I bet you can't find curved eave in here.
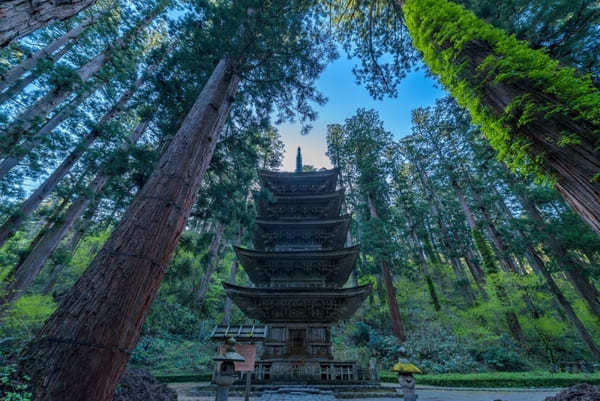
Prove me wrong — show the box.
[258,168,339,179]
[223,282,372,323]
[253,216,351,251]
[258,168,339,195]
[234,245,360,287]
[256,190,345,221]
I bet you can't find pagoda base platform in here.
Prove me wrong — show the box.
[254,359,371,383]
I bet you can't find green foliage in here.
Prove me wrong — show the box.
[130,336,214,374]
[0,364,32,401]
[471,229,496,273]
[415,371,600,387]
[155,373,212,383]
[0,295,55,343]
[403,0,600,177]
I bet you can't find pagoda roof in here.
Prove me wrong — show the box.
[234,245,359,287]
[223,283,372,323]
[256,190,345,221]
[259,168,339,195]
[253,216,351,251]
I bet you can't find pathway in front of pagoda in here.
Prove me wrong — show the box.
[172,383,559,401]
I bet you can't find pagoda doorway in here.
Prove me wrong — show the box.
[289,328,307,356]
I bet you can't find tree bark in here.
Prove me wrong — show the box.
[223,226,242,325]
[19,58,239,401]
[367,192,406,341]
[196,221,224,305]
[0,13,97,92]
[0,68,155,247]
[0,0,97,48]
[0,118,148,313]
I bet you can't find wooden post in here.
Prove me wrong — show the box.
[244,371,251,401]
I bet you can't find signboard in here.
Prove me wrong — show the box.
[218,344,257,372]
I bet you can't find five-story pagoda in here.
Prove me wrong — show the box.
[223,148,371,383]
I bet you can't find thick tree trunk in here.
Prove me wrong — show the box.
[0,6,159,154]
[196,222,224,305]
[19,58,239,401]
[0,0,97,48]
[0,14,95,92]
[0,119,148,313]
[367,192,406,341]
[0,42,72,105]
[223,226,242,325]
[0,71,153,247]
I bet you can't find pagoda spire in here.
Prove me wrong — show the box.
[296,146,302,172]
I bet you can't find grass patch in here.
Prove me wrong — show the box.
[381,371,600,387]
[155,373,213,383]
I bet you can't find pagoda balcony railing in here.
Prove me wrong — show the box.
[253,362,366,382]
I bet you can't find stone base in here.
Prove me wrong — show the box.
[184,383,398,399]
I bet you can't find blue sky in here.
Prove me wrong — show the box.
[276,56,446,171]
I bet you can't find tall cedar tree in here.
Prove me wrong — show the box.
[329,0,600,234]
[17,1,334,400]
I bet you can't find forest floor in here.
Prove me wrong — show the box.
[169,382,560,400]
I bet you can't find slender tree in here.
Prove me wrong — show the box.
[0,117,150,314]
[0,0,100,48]
[0,9,105,93]
[0,2,164,155]
[0,54,163,247]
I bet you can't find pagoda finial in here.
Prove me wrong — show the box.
[296,147,302,173]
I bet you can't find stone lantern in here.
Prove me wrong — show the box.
[213,337,245,401]
[392,361,422,401]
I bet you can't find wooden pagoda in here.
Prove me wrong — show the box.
[223,156,371,383]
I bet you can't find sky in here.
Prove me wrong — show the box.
[276,56,447,172]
